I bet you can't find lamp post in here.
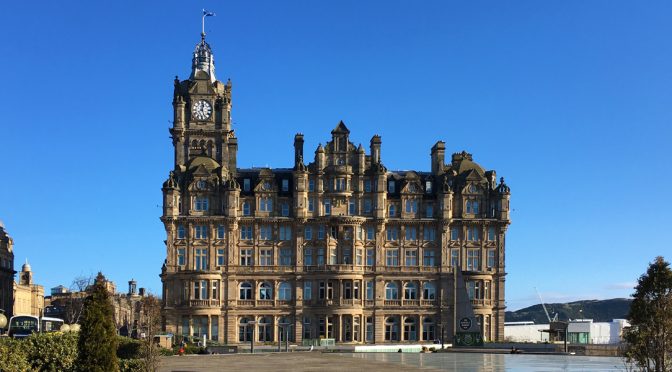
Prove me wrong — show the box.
[247,321,256,354]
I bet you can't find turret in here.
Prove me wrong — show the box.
[227,136,238,173]
[294,133,304,166]
[162,171,180,217]
[496,177,511,221]
[370,135,382,164]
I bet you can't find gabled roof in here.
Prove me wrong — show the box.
[331,120,350,134]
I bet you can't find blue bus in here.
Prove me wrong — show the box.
[8,315,64,338]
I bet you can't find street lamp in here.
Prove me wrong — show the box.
[247,321,256,354]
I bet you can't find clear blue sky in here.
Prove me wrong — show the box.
[1,1,670,311]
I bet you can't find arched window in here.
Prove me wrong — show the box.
[404,317,417,341]
[422,317,435,341]
[422,282,436,300]
[385,317,399,341]
[278,282,292,301]
[259,282,273,300]
[239,282,252,300]
[385,282,398,300]
[258,316,273,342]
[404,282,417,300]
[239,317,252,341]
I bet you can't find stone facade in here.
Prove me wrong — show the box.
[13,261,44,317]
[0,223,15,319]
[161,32,511,345]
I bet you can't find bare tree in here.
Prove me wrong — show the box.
[60,275,93,324]
[138,294,162,372]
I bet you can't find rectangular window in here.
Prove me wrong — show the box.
[211,280,219,299]
[177,225,186,239]
[366,281,374,300]
[451,248,460,267]
[282,179,289,192]
[317,248,325,265]
[318,281,325,299]
[279,226,292,241]
[386,249,399,266]
[487,249,496,269]
[426,204,433,218]
[405,227,417,241]
[217,225,226,239]
[308,179,315,192]
[211,317,218,341]
[342,248,352,264]
[423,249,436,267]
[366,226,375,240]
[488,226,496,241]
[366,248,375,266]
[308,198,315,212]
[194,248,208,270]
[329,249,337,265]
[281,203,289,216]
[386,227,398,241]
[304,281,312,300]
[467,249,480,271]
[240,249,252,266]
[259,197,273,212]
[330,226,338,239]
[304,226,312,240]
[364,180,372,192]
[324,199,331,216]
[240,225,253,240]
[318,225,325,240]
[260,249,273,266]
[364,199,372,213]
[357,226,363,241]
[194,197,209,211]
[194,225,208,239]
[356,248,363,265]
[260,225,272,240]
[243,202,251,216]
[425,181,432,193]
[405,199,418,213]
[424,227,436,241]
[405,249,417,266]
[349,200,356,215]
[467,226,480,241]
[335,178,345,191]
[485,281,491,300]
[243,178,251,192]
[280,248,292,266]
[177,248,185,266]
[451,227,460,241]
[388,181,395,193]
[217,249,225,266]
[304,247,314,266]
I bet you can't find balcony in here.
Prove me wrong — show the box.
[420,299,437,306]
[470,299,493,307]
[188,299,221,307]
[257,300,274,307]
[237,300,254,306]
[403,300,420,306]
[384,300,401,306]
[303,265,365,273]
[235,265,296,273]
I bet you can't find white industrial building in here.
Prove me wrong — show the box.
[504,319,629,344]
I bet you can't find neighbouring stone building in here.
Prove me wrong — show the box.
[13,261,44,317]
[160,29,511,345]
[0,222,14,319]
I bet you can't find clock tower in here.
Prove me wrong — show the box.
[170,32,237,173]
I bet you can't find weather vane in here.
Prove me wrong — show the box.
[202,9,216,36]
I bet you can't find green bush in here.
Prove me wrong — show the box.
[0,337,31,372]
[116,336,142,359]
[119,358,145,372]
[25,332,78,371]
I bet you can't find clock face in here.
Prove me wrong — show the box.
[192,100,212,120]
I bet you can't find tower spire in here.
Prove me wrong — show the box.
[191,10,217,82]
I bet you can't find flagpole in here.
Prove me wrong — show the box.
[202,11,206,35]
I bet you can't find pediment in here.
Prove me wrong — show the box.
[192,164,213,177]
[401,180,423,194]
[464,169,484,181]
[254,179,276,192]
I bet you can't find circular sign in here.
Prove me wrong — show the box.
[459,317,472,330]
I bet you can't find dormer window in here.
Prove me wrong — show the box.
[466,200,479,214]
[194,197,209,211]
[282,179,289,192]
[469,184,478,193]
[425,181,432,193]
[388,181,395,193]
[243,179,251,192]
[197,180,208,190]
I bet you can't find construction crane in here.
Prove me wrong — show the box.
[535,287,553,323]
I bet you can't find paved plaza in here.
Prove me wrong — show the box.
[159,353,439,372]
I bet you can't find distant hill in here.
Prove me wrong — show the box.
[505,298,632,324]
